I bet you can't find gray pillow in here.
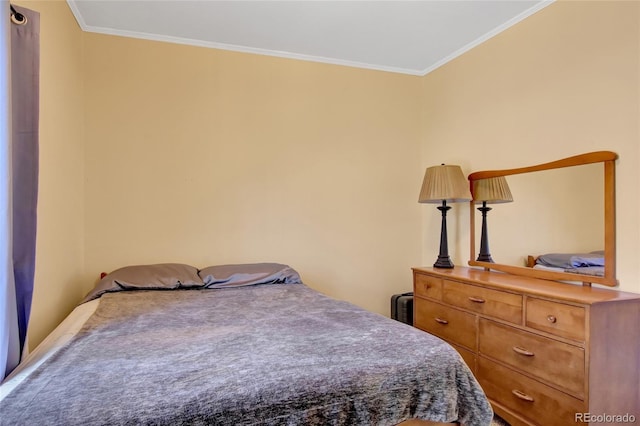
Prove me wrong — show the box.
[82,263,204,302]
[199,263,302,288]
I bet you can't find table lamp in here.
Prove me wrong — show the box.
[419,164,472,268]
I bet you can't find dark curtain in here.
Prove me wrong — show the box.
[4,4,39,378]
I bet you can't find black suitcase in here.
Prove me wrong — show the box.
[391,292,413,326]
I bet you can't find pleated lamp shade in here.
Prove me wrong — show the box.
[418,164,472,204]
[472,177,513,204]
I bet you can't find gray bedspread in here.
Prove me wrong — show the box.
[0,283,492,426]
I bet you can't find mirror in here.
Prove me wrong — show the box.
[467,151,617,287]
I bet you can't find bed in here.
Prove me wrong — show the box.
[526,250,605,277]
[0,263,493,426]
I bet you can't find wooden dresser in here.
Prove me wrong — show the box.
[412,266,640,426]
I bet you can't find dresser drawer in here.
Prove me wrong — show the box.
[415,299,477,350]
[443,280,523,324]
[526,298,586,342]
[451,342,476,374]
[477,357,584,426]
[479,319,585,398]
[414,273,442,300]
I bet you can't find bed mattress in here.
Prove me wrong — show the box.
[0,282,492,426]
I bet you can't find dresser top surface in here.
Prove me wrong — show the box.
[412,266,640,305]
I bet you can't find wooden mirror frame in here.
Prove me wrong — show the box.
[468,151,618,287]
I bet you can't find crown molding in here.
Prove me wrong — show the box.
[67,0,554,77]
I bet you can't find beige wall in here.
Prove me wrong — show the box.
[82,35,423,318]
[14,0,86,348]
[421,0,640,293]
[20,0,640,349]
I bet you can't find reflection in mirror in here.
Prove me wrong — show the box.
[468,151,617,287]
[475,165,603,266]
[472,176,513,263]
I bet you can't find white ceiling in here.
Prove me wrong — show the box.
[67,0,552,76]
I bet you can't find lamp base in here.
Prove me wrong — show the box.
[434,256,455,269]
[476,203,494,263]
[434,201,455,269]
[476,253,494,263]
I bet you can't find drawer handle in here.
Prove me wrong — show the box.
[512,389,534,402]
[547,315,557,323]
[434,317,449,325]
[512,346,535,357]
[468,296,486,304]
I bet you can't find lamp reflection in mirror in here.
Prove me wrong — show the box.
[472,177,513,263]
[419,164,472,268]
